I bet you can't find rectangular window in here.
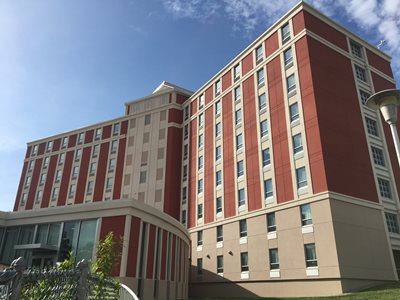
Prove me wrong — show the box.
[264,179,273,199]
[267,213,276,232]
[198,156,203,170]
[198,134,204,148]
[198,179,203,194]
[39,173,46,185]
[139,171,146,184]
[215,122,222,138]
[184,106,189,120]
[90,162,97,175]
[281,23,290,43]
[144,114,151,125]
[296,167,307,189]
[255,45,263,63]
[238,188,245,207]
[216,225,223,242]
[259,93,267,111]
[58,153,65,165]
[111,140,118,153]
[95,128,102,140]
[236,134,243,150]
[78,132,85,144]
[216,170,222,186]
[197,203,203,219]
[260,120,268,138]
[183,144,188,160]
[371,146,385,166]
[199,113,204,127]
[86,181,94,195]
[239,219,247,237]
[21,193,27,205]
[216,146,222,161]
[199,94,205,108]
[197,258,203,275]
[290,102,299,122]
[106,177,113,190]
[197,230,203,246]
[184,125,189,139]
[241,252,249,272]
[234,64,240,80]
[25,176,31,187]
[51,187,59,201]
[108,158,116,172]
[350,40,363,59]
[181,210,186,225]
[355,65,367,82]
[269,248,279,270]
[217,255,224,274]
[216,197,223,213]
[293,133,303,154]
[69,184,76,198]
[75,149,82,161]
[360,90,371,105]
[113,123,120,136]
[62,137,68,148]
[257,68,265,86]
[284,47,293,66]
[366,117,379,137]
[182,186,187,204]
[46,141,53,152]
[300,204,312,226]
[237,160,244,177]
[378,178,392,199]
[287,74,296,94]
[385,213,399,233]
[43,157,49,168]
[215,100,221,115]
[55,170,62,182]
[304,243,318,267]
[235,109,242,125]
[72,166,79,178]
[262,148,271,167]
[28,160,35,172]
[92,144,99,157]
[36,190,43,203]
[234,86,241,102]
[215,80,221,95]
[183,165,188,181]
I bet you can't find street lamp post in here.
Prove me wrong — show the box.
[366,89,400,168]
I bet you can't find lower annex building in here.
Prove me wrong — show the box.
[1,1,400,299]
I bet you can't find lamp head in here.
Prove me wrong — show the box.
[366,89,400,124]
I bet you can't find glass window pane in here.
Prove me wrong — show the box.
[76,220,97,262]
[59,221,79,262]
[18,226,35,245]
[47,223,61,246]
[35,224,49,244]
[0,227,19,264]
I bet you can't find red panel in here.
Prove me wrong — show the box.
[25,146,32,159]
[267,57,294,203]
[178,239,182,281]
[160,230,168,280]
[99,215,126,276]
[113,138,126,200]
[371,73,400,197]
[146,224,156,279]
[176,93,189,105]
[242,52,253,76]
[265,32,279,57]
[191,98,198,116]
[37,142,46,156]
[205,86,213,105]
[303,10,348,51]
[57,151,74,206]
[170,235,176,281]
[243,76,262,211]
[41,155,58,208]
[53,138,61,152]
[68,134,77,148]
[93,142,109,202]
[222,92,235,218]
[222,70,232,92]
[25,158,43,210]
[75,147,91,204]
[84,129,94,144]
[204,107,214,223]
[102,125,112,139]
[163,127,182,219]
[188,120,197,228]
[13,161,28,211]
[121,120,128,135]
[307,36,378,201]
[126,105,130,115]
[168,108,183,124]
[367,49,393,78]
[126,216,141,277]
[292,11,305,36]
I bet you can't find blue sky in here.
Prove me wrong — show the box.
[0,0,399,211]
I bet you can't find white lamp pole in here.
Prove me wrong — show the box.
[366,89,400,168]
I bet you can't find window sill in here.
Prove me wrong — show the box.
[236,122,242,129]
[258,82,265,88]
[265,196,274,205]
[302,224,314,234]
[240,272,249,280]
[216,211,223,218]
[239,236,247,244]
[216,135,221,141]
[259,107,267,115]
[238,175,245,182]
[306,267,319,277]
[216,184,222,191]
[261,135,269,143]
[298,186,308,196]
[216,241,223,248]
[291,119,300,127]
[196,245,203,252]
[197,217,203,225]
[216,159,222,165]
[237,147,244,154]
[285,61,294,70]
[238,205,246,213]
[270,269,280,278]
[288,90,297,98]
[217,272,224,277]
[263,164,271,172]
[267,231,277,240]
[294,151,304,160]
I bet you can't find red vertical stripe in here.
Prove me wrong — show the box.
[160,230,168,280]
[75,147,91,204]
[93,142,109,202]
[57,151,74,206]
[170,235,176,281]
[41,155,58,208]
[13,161,28,211]
[205,86,213,105]
[68,134,77,148]
[188,120,197,228]
[265,32,279,57]
[243,76,262,211]
[191,99,198,116]
[242,52,254,76]
[204,108,214,223]
[84,129,94,144]
[121,120,128,135]
[222,70,232,92]
[37,142,46,155]
[25,158,43,210]
[53,139,61,152]
[126,216,141,277]
[102,125,112,139]
[25,146,32,159]
[146,224,156,279]
[113,138,126,200]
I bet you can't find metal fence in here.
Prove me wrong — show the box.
[0,257,120,300]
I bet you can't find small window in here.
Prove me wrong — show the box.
[198,156,203,170]
[257,69,265,86]
[75,149,82,161]
[359,90,371,105]
[215,80,221,95]
[269,248,279,270]
[197,203,203,219]
[240,252,249,272]
[32,145,38,155]
[237,160,244,177]
[300,204,312,226]
[68,184,76,198]
[36,190,43,203]
[293,134,303,154]
[284,47,293,66]
[144,114,151,125]
[181,210,187,225]
[51,187,59,200]
[236,134,243,150]
[197,230,203,246]
[182,187,187,204]
[238,188,246,207]
[267,213,276,232]
[355,65,367,82]
[216,225,223,242]
[139,171,146,183]
[183,165,188,181]
[184,125,189,140]
[197,258,203,275]
[198,113,204,127]
[25,176,31,187]
[378,178,392,199]
[72,166,79,178]
[78,132,85,144]
[215,100,221,115]
[217,255,224,274]
[198,179,203,194]
[62,137,68,148]
[290,102,299,122]
[287,74,296,94]
[216,170,222,186]
[234,64,241,80]
[46,141,53,152]
[184,106,189,120]
[184,144,188,160]
[55,170,62,182]
[111,140,118,153]
[199,94,205,108]
[58,153,65,165]
[90,162,97,175]
[350,40,363,59]
[234,86,241,102]
[262,148,271,167]
[264,179,273,199]
[43,157,49,168]
[366,117,379,137]
[106,177,113,190]
[215,122,222,138]
[21,193,27,205]
[95,128,102,140]
[216,197,223,214]
[385,213,399,233]
[371,146,385,166]
[258,93,267,111]
[304,243,318,267]
[198,134,204,148]
[28,160,35,172]
[239,219,247,237]
[260,120,268,138]
[113,123,120,136]
[255,45,263,63]
[216,146,222,161]
[296,167,307,189]
[235,109,242,125]
[39,173,46,185]
[86,181,94,195]
[108,158,116,172]
[281,23,290,43]
[92,144,99,157]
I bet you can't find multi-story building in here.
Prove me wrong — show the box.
[0,1,399,299]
